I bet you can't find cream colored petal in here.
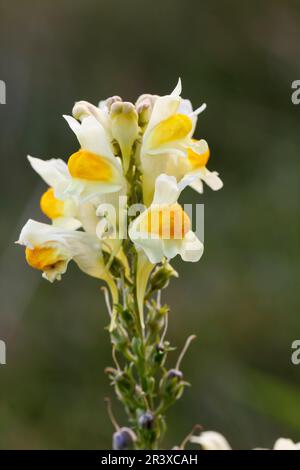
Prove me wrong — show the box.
[65,177,124,203]
[146,144,187,157]
[27,155,70,199]
[52,216,82,231]
[180,231,204,262]
[190,431,232,450]
[178,98,193,115]
[189,138,209,156]
[152,174,180,206]
[129,215,165,264]
[273,438,300,450]
[63,114,115,160]
[170,77,182,96]
[200,168,223,191]
[177,99,206,134]
[17,219,68,248]
[110,101,139,173]
[137,239,165,264]
[72,100,111,133]
[189,178,204,194]
[162,239,182,259]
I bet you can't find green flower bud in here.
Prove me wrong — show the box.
[149,262,178,294]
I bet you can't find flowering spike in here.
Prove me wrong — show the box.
[17,79,224,450]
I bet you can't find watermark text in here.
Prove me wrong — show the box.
[0,80,6,104]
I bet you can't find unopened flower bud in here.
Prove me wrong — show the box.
[156,344,164,353]
[167,369,183,380]
[106,96,122,110]
[113,427,137,450]
[72,100,111,130]
[136,94,158,127]
[150,262,178,293]
[138,411,155,430]
[72,100,100,122]
[110,102,139,172]
[110,101,136,117]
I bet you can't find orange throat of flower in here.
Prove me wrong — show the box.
[25,245,66,272]
[140,203,191,239]
[187,146,210,170]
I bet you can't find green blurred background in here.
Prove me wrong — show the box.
[0,0,300,449]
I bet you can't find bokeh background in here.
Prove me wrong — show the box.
[0,0,300,449]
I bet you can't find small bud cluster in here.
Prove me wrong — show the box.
[105,283,195,449]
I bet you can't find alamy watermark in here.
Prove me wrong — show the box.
[0,80,6,104]
[291,80,300,105]
[0,340,6,365]
[96,198,204,243]
[291,340,300,365]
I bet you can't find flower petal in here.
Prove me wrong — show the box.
[180,231,204,262]
[273,438,300,450]
[152,174,180,206]
[27,155,70,199]
[63,114,114,159]
[171,77,182,96]
[16,219,106,281]
[199,168,223,191]
[190,431,231,450]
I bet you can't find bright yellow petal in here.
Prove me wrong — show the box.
[68,150,113,182]
[148,114,192,148]
[40,188,65,220]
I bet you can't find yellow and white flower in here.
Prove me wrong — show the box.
[139,79,222,205]
[129,174,203,264]
[177,139,223,194]
[63,114,125,202]
[17,219,108,283]
[28,155,81,230]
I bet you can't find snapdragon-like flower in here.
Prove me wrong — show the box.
[63,114,125,202]
[139,79,223,205]
[27,156,81,230]
[129,174,203,264]
[17,219,108,283]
